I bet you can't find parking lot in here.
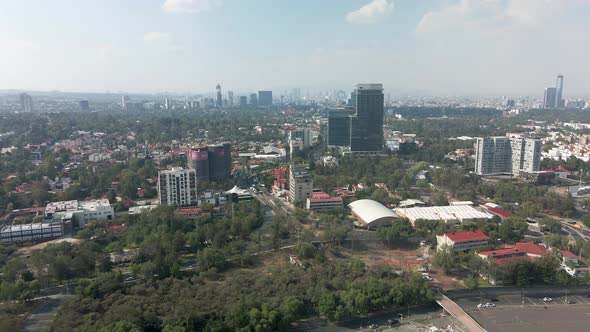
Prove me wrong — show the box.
[456,293,590,332]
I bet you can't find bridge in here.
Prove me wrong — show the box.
[436,294,487,332]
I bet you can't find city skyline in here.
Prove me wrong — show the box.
[1,0,590,95]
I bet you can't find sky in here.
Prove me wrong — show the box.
[1,0,589,96]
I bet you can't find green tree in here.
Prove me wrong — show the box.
[196,248,226,272]
[464,276,479,290]
[432,245,457,275]
[540,217,562,233]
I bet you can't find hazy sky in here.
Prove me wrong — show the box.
[1,0,589,96]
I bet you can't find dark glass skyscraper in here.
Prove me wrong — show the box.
[249,93,258,107]
[543,75,565,109]
[543,87,557,109]
[350,84,384,153]
[258,91,272,106]
[327,109,353,147]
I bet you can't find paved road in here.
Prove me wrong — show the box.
[437,295,486,332]
[24,293,74,332]
[293,304,450,332]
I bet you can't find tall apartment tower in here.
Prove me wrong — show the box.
[289,128,312,148]
[228,91,234,107]
[555,74,564,108]
[121,95,129,111]
[216,84,222,108]
[475,137,541,176]
[350,83,384,153]
[187,143,232,182]
[258,91,273,106]
[19,93,33,112]
[157,167,198,206]
[289,165,313,203]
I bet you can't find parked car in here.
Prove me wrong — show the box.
[369,323,378,329]
[543,297,552,302]
[484,303,495,308]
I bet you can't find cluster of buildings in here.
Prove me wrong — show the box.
[1,199,114,243]
[325,84,385,155]
[156,143,235,207]
[288,128,312,158]
[435,229,588,283]
[120,85,274,112]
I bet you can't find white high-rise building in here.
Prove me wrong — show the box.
[289,165,313,203]
[475,137,541,176]
[121,95,129,111]
[158,167,198,206]
[19,93,33,112]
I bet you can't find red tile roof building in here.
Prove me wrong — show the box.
[436,230,490,252]
[306,192,343,211]
[175,207,211,219]
[272,166,289,192]
[478,242,547,265]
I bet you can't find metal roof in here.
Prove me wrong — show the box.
[348,199,396,225]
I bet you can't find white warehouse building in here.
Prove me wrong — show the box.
[348,199,398,228]
[394,205,493,226]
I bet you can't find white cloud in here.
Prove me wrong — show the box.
[417,0,565,33]
[162,0,220,14]
[143,31,172,43]
[346,0,394,24]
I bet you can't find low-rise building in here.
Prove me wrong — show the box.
[348,199,397,228]
[482,203,512,218]
[224,186,253,202]
[45,199,114,227]
[1,220,64,243]
[560,250,578,265]
[395,205,493,226]
[436,230,490,252]
[175,207,211,219]
[477,242,546,264]
[128,205,158,215]
[306,192,343,211]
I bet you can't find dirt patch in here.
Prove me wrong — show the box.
[16,238,82,256]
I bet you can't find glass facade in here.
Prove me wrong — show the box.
[327,109,352,147]
[350,84,384,152]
